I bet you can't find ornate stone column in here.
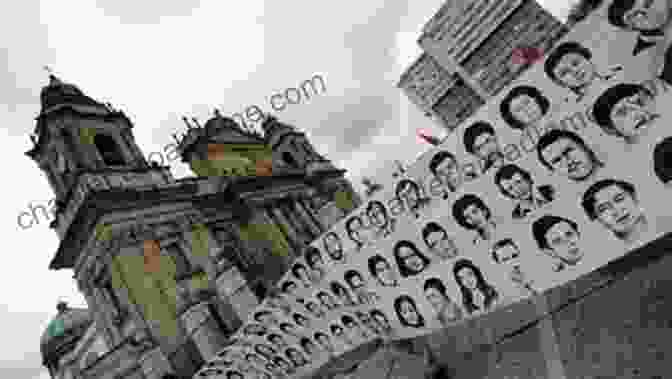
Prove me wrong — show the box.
[265,206,302,253]
[288,199,321,237]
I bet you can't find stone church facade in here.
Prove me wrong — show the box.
[31,74,361,379]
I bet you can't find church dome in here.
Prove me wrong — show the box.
[40,301,92,364]
[39,74,102,111]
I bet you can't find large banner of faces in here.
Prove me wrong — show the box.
[195,2,672,378]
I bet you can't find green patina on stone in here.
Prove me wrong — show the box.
[47,318,66,338]
[191,223,209,258]
[95,223,112,242]
[79,127,97,145]
[335,190,355,211]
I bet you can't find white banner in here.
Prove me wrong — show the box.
[196,3,672,378]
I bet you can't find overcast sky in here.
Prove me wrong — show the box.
[0,1,572,378]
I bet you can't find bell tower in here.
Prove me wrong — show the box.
[25,74,173,238]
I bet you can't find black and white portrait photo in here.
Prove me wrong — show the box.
[304,246,327,283]
[300,337,320,358]
[607,0,672,83]
[292,312,313,330]
[344,269,380,305]
[494,164,555,219]
[429,150,476,196]
[366,200,397,238]
[345,215,375,251]
[423,277,464,327]
[452,259,499,315]
[316,290,340,311]
[253,310,281,328]
[421,222,459,260]
[500,85,551,130]
[265,289,292,316]
[322,231,345,263]
[452,194,498,244]
[329,280,358,307]
[342,314,371,340]
[314,331,336,354]
[491,239,537,295]
[279,322,304,340]
[544,41,622,101]
[266,333,290,351]
[330,323,355,347]
[592,83,660,144]
[654,136,672,184]
[368,254,400,287]
[242,323,268,338]
[285,347,310,368]
[393,295,427,328]
[369,309,395,338]
[582,179,648,243]
[532,215,584,271]
[303,300,327,319]
[395,179,431,217]
[536,129,603,182]
[355,310,382,337]
[393,240,432,277]
[291,262,314,288]
[463,121,505,173]
[272,356,294,376]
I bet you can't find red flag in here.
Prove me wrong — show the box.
[417,130,441,146]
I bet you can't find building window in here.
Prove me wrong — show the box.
[162,243,194,280]
[94,134,125,166]
[282,151,298,167]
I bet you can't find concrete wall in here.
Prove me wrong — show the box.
[417,233,672,378]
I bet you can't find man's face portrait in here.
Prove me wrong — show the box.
[591,184,644,235]
[509,94,545,125]
[544,221,583,265]
[609,89,658,139]
[541,138,596,181]
[621,0,670,31]
[463,204,489,229]
[324,234,343,260]
[368,203,387,227]
[498,172,533,200]
[372,258,398,286]
[494,243,520,266]
[435,156,461,186]
[472,132,500,161]
[551,52,596,89]
[398,182,421,209]
[425,229,459,258]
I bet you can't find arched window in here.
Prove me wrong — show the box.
[94,134,125,166]
[282,151,298,167]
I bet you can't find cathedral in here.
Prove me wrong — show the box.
[29,74,362,379]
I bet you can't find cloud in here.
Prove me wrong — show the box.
[93,0,203,24]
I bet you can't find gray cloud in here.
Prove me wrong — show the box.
[94,0,202,24]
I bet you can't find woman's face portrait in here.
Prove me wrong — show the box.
[457,267,479,291]
[348,273,365,289]
[398,299,422,325]
[348,217,375,245]
[552,53,596,89]
[397,245,427,273]
[509,94,544,126]
[424,287,446,312]
[373,259,398,286]
[499,172,532,200]
[463,204,489,228]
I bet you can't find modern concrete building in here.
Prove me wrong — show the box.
[31,74,361,379]
[399,0,568,131]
